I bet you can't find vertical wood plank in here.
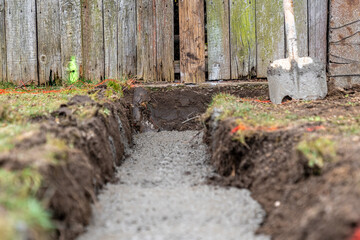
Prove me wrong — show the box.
[104,0,118,79]
[256,0,285,78]
[292,0,308,57]
[308,0,328,63]
[81,0,105,81]
[0,0,6,82]
[118,0,136,78]
[328,0,360,76]
[60,0,82,82]
[156,0,174,82]
[179,0,205,83]
[37,0,62,84]
[5,0,38,84]
[136,0,156,81]
[206,0,231,80]
[230,0,256,79]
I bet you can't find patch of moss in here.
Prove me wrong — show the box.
[297,136,337,174]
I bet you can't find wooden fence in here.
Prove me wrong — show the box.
[0,0,357,85]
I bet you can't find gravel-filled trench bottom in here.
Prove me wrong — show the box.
[77,131,269,240]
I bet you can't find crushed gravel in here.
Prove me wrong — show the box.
[77,131,269,240]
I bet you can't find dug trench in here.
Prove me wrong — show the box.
[2,82,359,239]
[0,82,269,239]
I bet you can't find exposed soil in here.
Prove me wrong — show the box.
[0,93,133,240]
[128,82,268,131]
[3,81,360,240]
[0,82,268,239]
[204,88,360,240]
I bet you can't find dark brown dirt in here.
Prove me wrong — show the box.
[3,82,359,240]
[204,90,360,240]
[0,94,133,240]
[128,83,268,131]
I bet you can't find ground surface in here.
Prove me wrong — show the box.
[204,89,360,240]
[77,131,269,240]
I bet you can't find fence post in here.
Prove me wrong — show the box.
[230,0,256,79]
[206,0,231,81]
[118,0,137,78]
[256,0,285,78]
[60,0,82,83]
[81,0,105,81]
[137,0,156,82]
[179,0,205,83]
[308,0,328,64]
[104,0,118,79]
[0,0,5,82]
[37,0,62,85]
[155,0,174,82]
[5,0,38,84]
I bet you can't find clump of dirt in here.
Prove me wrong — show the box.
[204,92,360,240]
[0,93,133,240]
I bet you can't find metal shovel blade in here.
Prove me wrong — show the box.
[267,0,327,104]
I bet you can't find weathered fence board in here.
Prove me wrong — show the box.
[329,0,360,76]
[308,0,328,63]
[137,0,156,81]
[37,0,62,84]
[81,0,105,81]
[230,0,256,79]
[118,0,137,78]
[0,0,354,84]
[256,0,285,78]
[156,0,174,82]
[60,0,83,82]
[179,0,205,83]
[0,0,6,81]
[5,0,38,84]
[206,0,231,80]
[293,0,308,57]
[104,0,118,79]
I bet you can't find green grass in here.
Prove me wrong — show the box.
[0,90,87,123]
[205,93,289,129]
[0,169,53,240]
[297,136,337,174]
[0,124,39,153]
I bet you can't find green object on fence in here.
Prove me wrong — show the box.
[68,56,79,84]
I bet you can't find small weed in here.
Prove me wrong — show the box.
[67,56,79,84]
[307,116,325,122]
[102,108,111,116]
[297,136,337,174]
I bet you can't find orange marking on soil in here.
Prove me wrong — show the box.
[239,98,271,103]
[231,124,248,134]
[306,126,325,132]
[350,228,360,240]
[231,124,278,134]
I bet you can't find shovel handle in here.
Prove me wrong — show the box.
[284,0,299,59]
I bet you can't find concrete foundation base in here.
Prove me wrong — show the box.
[267,58,328,104]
